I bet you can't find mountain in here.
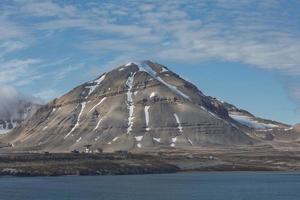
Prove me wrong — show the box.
[1,61,297,152]
[0,86,41,135]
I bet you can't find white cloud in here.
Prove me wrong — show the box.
[0,41,26,55]
[0,59,42,85]
[0,20,25,40]
[82,39,140,52]
[17,0,76,17]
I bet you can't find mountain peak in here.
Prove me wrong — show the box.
[1,61,296,153]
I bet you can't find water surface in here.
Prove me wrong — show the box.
[0,172,299,200]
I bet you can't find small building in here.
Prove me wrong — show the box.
[84,144,92,153]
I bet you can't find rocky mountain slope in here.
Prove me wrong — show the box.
[1,61,298,152]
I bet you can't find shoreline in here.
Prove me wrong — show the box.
[1,170,300,178]
[0,149,299,177]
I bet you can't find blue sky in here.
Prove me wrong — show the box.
[0,0,299,124]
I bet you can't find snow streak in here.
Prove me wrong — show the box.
[90,97,107,131]
[64,102,86,139]
[94,118,103,131]
[173,113,183,133]
[85,74,106,98]
[76,137,82,143]
[144,106,150,131]
[88,97,107,113]
[126,72,136,134]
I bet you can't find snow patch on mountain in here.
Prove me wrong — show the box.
[284,127,293,131]
[172,137,177,143]
[161,67,168,72]
[153,137,161,143]
[135,136,143,141]
[150,92,156,98]
[229,112,279,129]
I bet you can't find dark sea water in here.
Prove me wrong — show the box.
[0,172,299,200]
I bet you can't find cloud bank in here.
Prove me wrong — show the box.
[0,0,299,111]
